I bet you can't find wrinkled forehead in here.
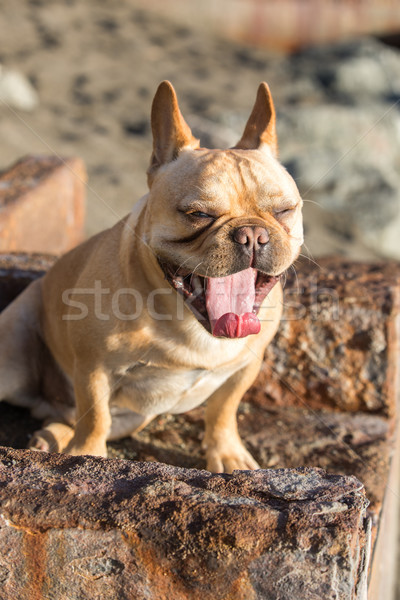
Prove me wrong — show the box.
[159,149,299,204]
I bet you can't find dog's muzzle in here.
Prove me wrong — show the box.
[159,261,280,339]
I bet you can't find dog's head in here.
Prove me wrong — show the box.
[143,81,303,339]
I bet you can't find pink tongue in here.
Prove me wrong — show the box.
[206,268,260,338]
[212,312,261,338]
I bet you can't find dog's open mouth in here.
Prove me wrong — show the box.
[160,262,280,339]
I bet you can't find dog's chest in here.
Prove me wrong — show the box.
[112,359,242,416]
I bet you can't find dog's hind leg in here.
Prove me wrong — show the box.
[29,410,153,454]
[0,280,43,406]
[29,421,75,453]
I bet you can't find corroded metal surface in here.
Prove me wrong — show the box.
[0,448,370,600]
[258,256,400,418]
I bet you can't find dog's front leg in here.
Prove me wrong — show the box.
[64,367,111,457]
[202,358,262,473]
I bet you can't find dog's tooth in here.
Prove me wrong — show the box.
[192,275,203,294]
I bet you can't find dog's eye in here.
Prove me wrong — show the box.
[275,207,295,219]
[190,211,214,219]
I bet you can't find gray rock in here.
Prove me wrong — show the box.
[272,38,400,260]
[278,101,400,258]
[283,37,400,103]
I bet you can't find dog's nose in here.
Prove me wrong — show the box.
[233,226,269,250]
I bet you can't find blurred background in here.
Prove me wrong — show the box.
[0,0,400,262]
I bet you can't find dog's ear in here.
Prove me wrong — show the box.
[234,83,278,157]
[148,81,199,185]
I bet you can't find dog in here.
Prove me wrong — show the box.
[0,81,303,473]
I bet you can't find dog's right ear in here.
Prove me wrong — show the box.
[147,81,199,186]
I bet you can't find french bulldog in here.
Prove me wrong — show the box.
[0,81,303,472]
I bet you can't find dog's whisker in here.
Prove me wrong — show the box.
[301,241,318,263]
[298,252,322,270]
[289,264,300,296]
[173,256,194,277]
[299,244,316,260]
[280,270,288,290]
[189,262,205,285]
[302,198,322,208]
[192,261,205,274]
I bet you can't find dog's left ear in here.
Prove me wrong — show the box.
[234,83,278,157]
[147,81,199,185]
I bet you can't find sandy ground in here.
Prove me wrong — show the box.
[0,0,283,233]
[0,0,381,262]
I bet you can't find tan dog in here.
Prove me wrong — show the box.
[0,82,303,472]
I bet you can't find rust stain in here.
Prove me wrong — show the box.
[122,529,261,600]
[22,529,48,600]
[222,571,256,600]
[122,531,191,600]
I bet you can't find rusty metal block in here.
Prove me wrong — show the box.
[0,448,370,600]
[0,155,86,254]
[254,257,400,419]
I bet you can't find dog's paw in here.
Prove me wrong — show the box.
[28,429,58,453]
[28,422,75,453]
[64,440,108,458]
[202,434,260,473]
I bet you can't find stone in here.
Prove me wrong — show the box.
[0,66,39,112]
[283,38,400,103]
[254,256,400,419]
[278,103,400,259]
[0,447,370,600]
[276,38,400,260]
[0,155,86,254]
